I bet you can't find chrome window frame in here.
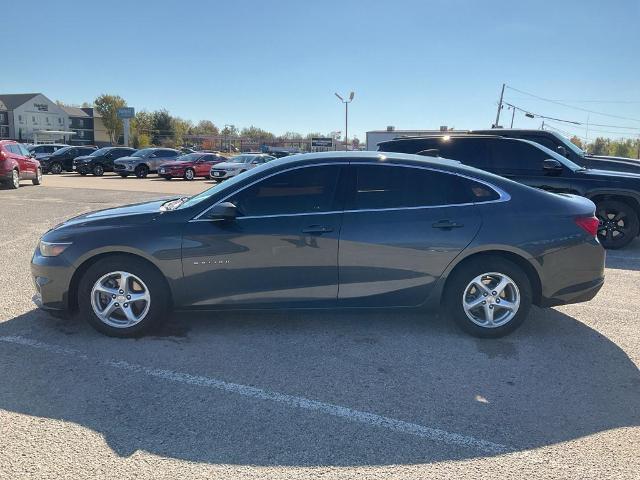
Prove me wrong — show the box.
[190,161,510,222]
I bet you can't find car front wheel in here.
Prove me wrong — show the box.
[445,256,532,338]
[184,168,195,181]
[93,164,105,176]
[134,165,148,178]
[78,256,169,337]
[595,199,639,249]
[10,169,20,189]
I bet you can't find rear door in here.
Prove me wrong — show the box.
[152,149,178,171]
[17,144,37,177]
[338,163,483,307]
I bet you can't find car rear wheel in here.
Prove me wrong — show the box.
[445,256,532,338]
[78,256,169,337]
[32,168,42,185]
[134,165,148,178]
[595,199,639,249]
[93,164,105,176]
[50,162,63,175]
[184,168,195,181]
[10,169,20,189]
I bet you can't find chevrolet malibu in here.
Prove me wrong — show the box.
[31,152,605,338]
[210,153,275,180]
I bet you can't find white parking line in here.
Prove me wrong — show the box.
[0,334,507,454]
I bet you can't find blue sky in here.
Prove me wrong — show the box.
[4,0,640,141]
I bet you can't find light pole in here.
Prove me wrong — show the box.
[335,91,354,151]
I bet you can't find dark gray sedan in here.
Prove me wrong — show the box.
[31,152,605,338]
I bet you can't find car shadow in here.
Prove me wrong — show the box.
[605,237,640,271]
[0,306,638,466]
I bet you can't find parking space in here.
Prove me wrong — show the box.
[1,181,639,479]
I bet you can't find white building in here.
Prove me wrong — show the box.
[366,127,468,150]
[0,93,73,143]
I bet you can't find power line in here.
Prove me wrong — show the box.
[506,96,640,105]
[505,85,640,123]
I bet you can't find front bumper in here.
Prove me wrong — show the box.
[159,167,185,176]
[73,162,91,173]
[210,169,238,179]
[31,248,74,311]
[114,163,135,173]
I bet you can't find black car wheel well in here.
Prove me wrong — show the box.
[442,250,542,306]
[67,252,173,313]
[589,193,640,218]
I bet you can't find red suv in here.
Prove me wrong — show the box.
[0,140,42,189]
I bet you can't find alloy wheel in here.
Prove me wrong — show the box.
[93,165,104,176]
[50,162,62,174]
[185,169,194,180]
[90,271,151,328]
[12,169,19,188]
[597,208,629,245]
[462,272,520,328]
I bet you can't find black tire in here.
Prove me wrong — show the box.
[445,256,532,338]
[204,175,211,180]
[162,175,172,180]
[595,199,639,249]
[77,255,170,337]
[183,168,195,181]
[119,173,129,178]
[80,172,88,176]
[9,169,19,189]
[93,164,105,176]
[49,162,63,175]
[134,165,148,178]
[32,168,42,185]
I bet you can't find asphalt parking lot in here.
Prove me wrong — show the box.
[1,175,639,479]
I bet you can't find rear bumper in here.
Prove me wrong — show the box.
[537,238,606,307]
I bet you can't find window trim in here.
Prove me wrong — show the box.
[191,161,510,222]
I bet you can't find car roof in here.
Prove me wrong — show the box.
[470,128,553,135]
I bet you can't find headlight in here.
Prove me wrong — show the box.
[39,240,72,257]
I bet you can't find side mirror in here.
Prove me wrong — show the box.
[543,159,563,172]
[556,146,568,157]
[206,201,237,220]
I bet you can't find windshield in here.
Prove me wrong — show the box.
[90,147,112,156]
[523,140,585,171]
[175,153,201,162]
[548,131,585,157]
[52,146,72,156]
[132,148,153,158]
[228,155,253,163]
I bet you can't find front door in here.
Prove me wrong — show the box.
[180,164,344,308]
[338,164,483,307]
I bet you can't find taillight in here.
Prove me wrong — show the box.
[0,149,6,160]
[575,216,600,237]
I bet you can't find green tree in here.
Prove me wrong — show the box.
[172,117,193,147]
[130,110,153,148]
[241,125,275,141]
[151,109,173,145]
[589,137,609,156]
[94,94,126,144]
[570,135,584,150]
[193,120,219,135]
[221,124,239,136]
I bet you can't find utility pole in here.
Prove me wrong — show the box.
[494,83,505,128]
[510,106,515,128]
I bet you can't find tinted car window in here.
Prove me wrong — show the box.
[231,165,341,217]
[162,150,178,157]
[521,135,558,151]
[487,139,548,172]
[440,139,490,169]
[349,165,493,210]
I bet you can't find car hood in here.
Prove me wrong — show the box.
[214,161,244,169]
[53,199,175,230]
[580,167,640,180]
[582,155,640,174]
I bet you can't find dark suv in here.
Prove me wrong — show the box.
[471,129,640,173]
[39,146,97,174]
[73,147,136,176]
[378,135,640,249]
